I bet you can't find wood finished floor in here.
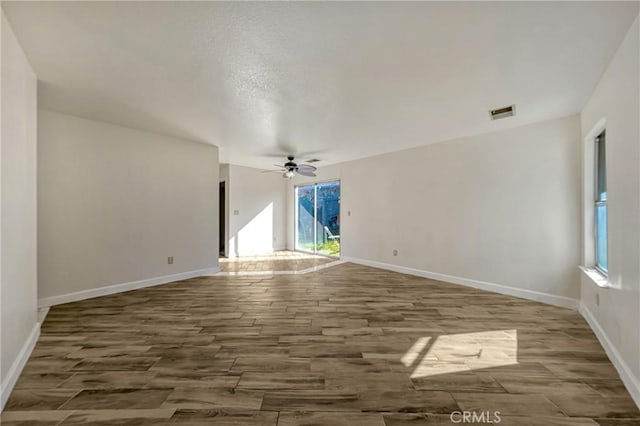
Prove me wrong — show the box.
[219,251,334,273]
[3,262,639,425]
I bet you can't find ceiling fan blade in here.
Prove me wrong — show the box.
[261,169,283,174]
[297,164,317,173]
[297,169,316,177]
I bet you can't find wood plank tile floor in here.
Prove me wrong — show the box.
[3,263,638,425]
[219,251,334,273]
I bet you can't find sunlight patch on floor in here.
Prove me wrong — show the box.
[404,329,518,379]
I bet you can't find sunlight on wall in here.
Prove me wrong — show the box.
[236,203,274,256]
[404,329,518,379]
[229,236,236,257]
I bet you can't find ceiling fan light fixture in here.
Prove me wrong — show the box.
[284,170,295,179]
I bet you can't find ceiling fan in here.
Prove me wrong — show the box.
[265,156,317,179]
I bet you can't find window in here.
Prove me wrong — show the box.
[295,181,341,257]
[594,130,607,274]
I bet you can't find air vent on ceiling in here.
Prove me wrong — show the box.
[489,105,515,120]
[306,158,321,163]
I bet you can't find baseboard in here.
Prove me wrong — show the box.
[579,303,640,408]
[342,256,579,310]
[38,266,220,308]
[37,307,50,324]
[0,322,40,411]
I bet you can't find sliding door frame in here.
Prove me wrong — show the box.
[294,179,341,259]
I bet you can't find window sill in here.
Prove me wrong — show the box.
[579,266,611,288]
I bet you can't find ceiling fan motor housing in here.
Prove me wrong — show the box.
[284,158,298,169]
[272,156,316,178]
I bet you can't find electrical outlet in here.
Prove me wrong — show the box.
[393,249,398,256]
[168,256,174,265]
[233,210,239,215]
[596,292,599,306]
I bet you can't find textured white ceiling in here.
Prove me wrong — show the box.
[3,1,638,168]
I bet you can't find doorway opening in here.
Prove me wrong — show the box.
[295,181,340,257]
[219,181,225,256]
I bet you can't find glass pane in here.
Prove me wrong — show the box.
[596,133,607,201]
[296,185,316,253]
[314,181,341,257]
[595,203,608,273]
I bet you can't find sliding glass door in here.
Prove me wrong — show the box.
[295,184,316,253]
[315,182,341,256]
[295,181,340,257]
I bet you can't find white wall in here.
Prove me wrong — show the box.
[0,12,38,408]
[225,164,287,257]
[38,110,219,304]
[579,15,640,405]
[220,163,229,182]
[288,115,581,302]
